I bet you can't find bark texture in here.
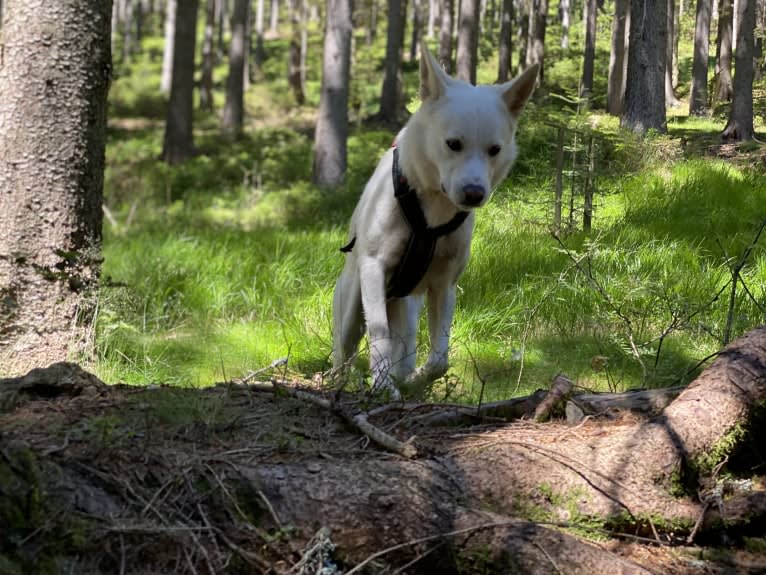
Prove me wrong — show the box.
[666,0,679,106]
[312,0,352,186]
[379,0,405,121]
[222,0,249,135]
[0,0,112,375]
[689,0,712,115]
[607,0,629,115]
[3,328,766,572]
[439,0,454,72]
[161,0,199,163]
[497,0,514,82]
[715,0,734,101]
[722,0,756,140]
[160,0,176,93]
[456,0,479,83]
[621,0,666,133]
[525,0,547,82]
[580,0,597,99]
[199,0,216,110]
[288,0,306,105]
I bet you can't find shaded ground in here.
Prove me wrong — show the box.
[2,362,766,574]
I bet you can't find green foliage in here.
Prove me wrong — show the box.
[95,8,766,399]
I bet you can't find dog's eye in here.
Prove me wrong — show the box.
[488,145,502,157]
[446,139,463,152]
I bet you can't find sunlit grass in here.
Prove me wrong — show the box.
[96,13,766,401]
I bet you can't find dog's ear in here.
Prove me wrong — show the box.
[498,64,539,118]
[420,44,451,101]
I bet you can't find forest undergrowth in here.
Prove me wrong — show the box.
[95,15,766,402]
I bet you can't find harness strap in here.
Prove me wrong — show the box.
[386,147,468,298]
[339,146,469,299]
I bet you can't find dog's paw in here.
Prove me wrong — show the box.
[371,378,402,401]
[405,363,448,387]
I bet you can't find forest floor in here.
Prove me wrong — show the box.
[2,361,766,574]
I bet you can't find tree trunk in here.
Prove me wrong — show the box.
[270,0,279,32]
[666,0,679,106]
[288,0,306,104]
[123,0,135,62]
[559,0,569,49]
[243,0,252,90]
[439,0,454,72]
[368,0,379,45]
[427,0,438,38]
[4,328,766,572]
[160,0,176,94]
[607,0,629,115]
[689,0,713,115]
[409,0,422,62]
[526,0,547,82]
[517,0,528,74]
[199,0,216,111]
[254,0,266,73]
[621,0,666,133]
[456,0,480,83]
[222,0,248,135]
[161,0,199,163]
[497,0,514,81]
[580,0,596,99]
[379,0,405,121]
[673,0,680,87]
[722,0,756,140]
[715,0,734,101]
[312,0,352,186]
[0,0,111,375]
[216,0,226,60]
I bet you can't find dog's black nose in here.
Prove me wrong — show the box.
[462,185,485,206]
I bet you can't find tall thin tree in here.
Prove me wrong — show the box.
[526,0,548,82]
[409,0,423,62]
[607,0,629,115]
[456,0,480,83]
[223,0,249,135]
[580,0,597,99]
[0,0,112,374]
[313,0,352,185]
[200,0,216,110]
[288,0,306,104]
[439,0,454,72]
[722,0,756,140]
[255,0,266,74]
[379,0,406,121]
[160,0,177,93]
[559,0,570,49]
[714,0,734,101]
[498,0,514,81]
[666,0,679,106]
[689,0,713,115]
[162,0,200,162]
[622,0,667,133]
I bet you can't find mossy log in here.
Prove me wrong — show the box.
[1,327,765,573]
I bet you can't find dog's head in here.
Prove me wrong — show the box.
[412,46,538,210]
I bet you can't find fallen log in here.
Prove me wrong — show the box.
[2,327,766,573]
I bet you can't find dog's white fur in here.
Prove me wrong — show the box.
[333,47,538,399]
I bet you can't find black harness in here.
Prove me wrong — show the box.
[340,147,468,299]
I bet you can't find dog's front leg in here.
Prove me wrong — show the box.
[358,255,401,399]
[407,284,455,386]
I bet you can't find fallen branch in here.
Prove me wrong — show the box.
[269,379,418,458]
[533,374,574,422]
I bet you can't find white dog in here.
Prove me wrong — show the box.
[333,47,538,399]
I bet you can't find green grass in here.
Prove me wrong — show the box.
[95,5,766,400]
